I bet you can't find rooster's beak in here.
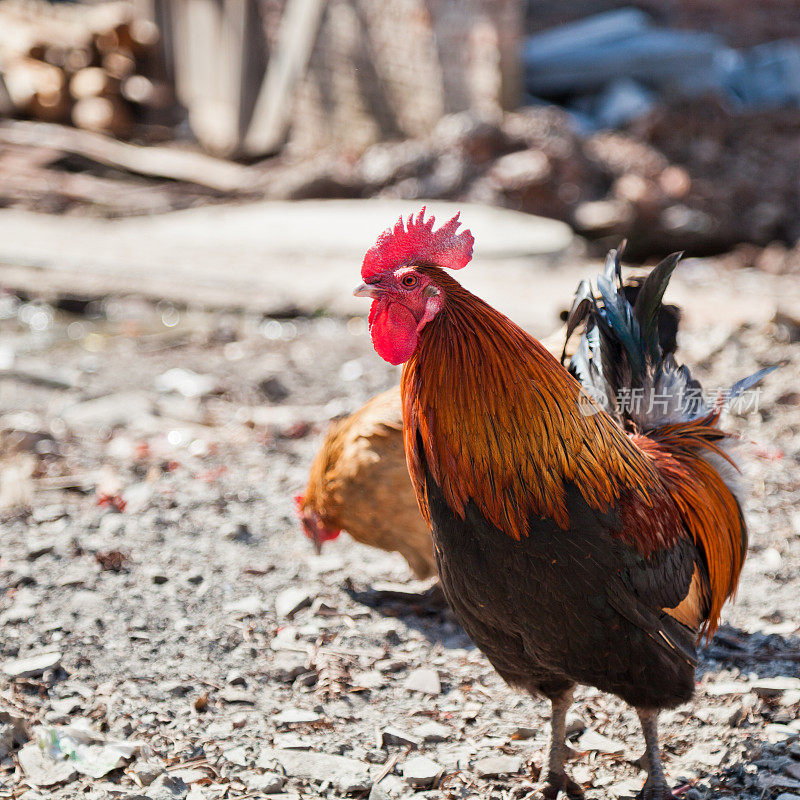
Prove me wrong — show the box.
[354,283,381,299]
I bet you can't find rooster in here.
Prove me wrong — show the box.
[295,387,437,580]
[354,209,771,799]
[297,285,679,585]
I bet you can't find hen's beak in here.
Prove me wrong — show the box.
[310,530,323,556]
[354,283,381,299]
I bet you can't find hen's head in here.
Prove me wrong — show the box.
[354,208,473,364]
[294,494,341,554]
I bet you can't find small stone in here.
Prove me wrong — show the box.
[0,711,28,760]
[224,595,263,618]
[271,733,311,750]
[705,681,749,696]
[351,670,384,689]
[607,777,643,797]
[752,678,800,697]
[760,773,800,791]
[780,690,800,707]
[682,745,725,768]
[693,706,727,724]
[222,521,251,542]
[245,771,286,793]
[728,702,748,727]
[369,785,393,800]
[462,702,482,721]
[475,755,522,778]
[169,768,206,784]
[3,651,62,678]
[775,794,800,800]
[381,727,420,748]
[18,742,77,787]
[222,746,251,766]
[760,547,783,571]
[50,696,82,717]
[404,668,441,695]
[577,730,626,755]
[269,652,306,684]
[226,669,246,686]
[402,755,443,788]
[275,587,312,619]
[274,707,321,726]
[565,713,586,736]
[258,375,290,403]
[766,724,799,743]
[219,688,257,705]
[149,571,169,585]
[374,659,406,673]
[32,504,66,523]
[786,764,800,781]
[0,604,35,624]
[417,721,451,743]
[366,749,388,764]
[370,775,408,800]
[3,562,35,587]
[26,541,54,560]
[258,748,372,794]
[131,761,167,788]
[146,773,189,800]
[155,368,215,398]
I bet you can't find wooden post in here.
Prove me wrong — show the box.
[243,0,326,157]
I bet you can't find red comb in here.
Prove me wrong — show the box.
[361,207,474,281]
[293,494,305,512]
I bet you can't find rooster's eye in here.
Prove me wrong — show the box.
[401,274,418,288]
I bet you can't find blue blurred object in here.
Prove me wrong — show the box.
[725,40,800,109]
[524,7,800,129]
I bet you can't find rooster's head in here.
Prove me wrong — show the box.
[354,207,473,365]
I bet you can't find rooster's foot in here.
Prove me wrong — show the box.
[535,770,584,799]
[636,782,673,800]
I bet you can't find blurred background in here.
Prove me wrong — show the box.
[0,2,799,799]
[3,0,800,257]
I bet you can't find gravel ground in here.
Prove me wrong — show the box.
[0,265,798,800]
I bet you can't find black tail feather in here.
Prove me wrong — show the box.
[565,247,776,432]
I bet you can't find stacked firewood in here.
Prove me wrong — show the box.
[0,1,169,138]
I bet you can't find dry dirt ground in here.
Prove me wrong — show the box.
[0,260,798,800]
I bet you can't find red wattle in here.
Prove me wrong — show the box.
[368,300,419,365]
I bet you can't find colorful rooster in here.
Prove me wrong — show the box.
[354,208,771,799]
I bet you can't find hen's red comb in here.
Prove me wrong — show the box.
[361,207,474,281]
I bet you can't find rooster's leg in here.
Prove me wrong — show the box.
[537,686,583,799]
[636,708,672,800]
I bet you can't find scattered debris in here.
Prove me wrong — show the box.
[0,281,794,800]
[38,724,142,779]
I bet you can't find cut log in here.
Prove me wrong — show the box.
[71,96,131,137]
[0,120,251,192]
[70,67,114,100]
